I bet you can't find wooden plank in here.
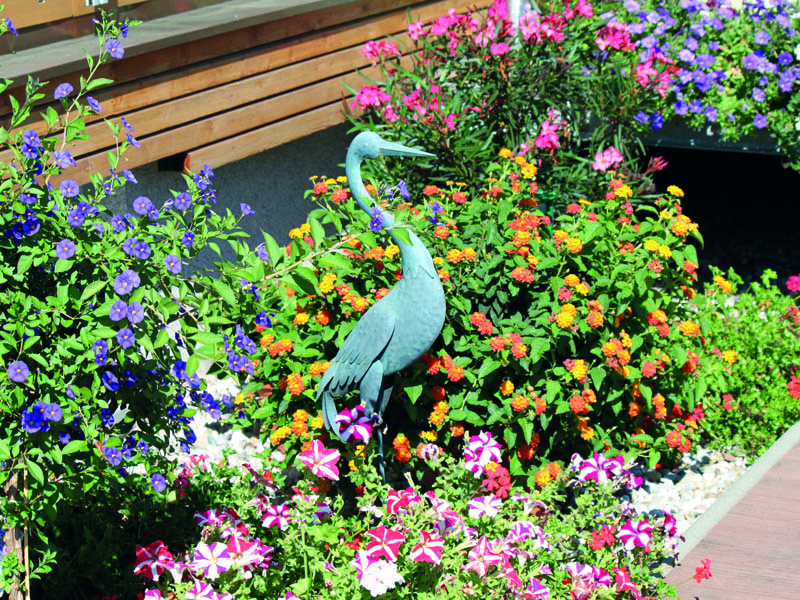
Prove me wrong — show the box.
[54,68,371,184]
[3,0,73,29]
[185,100,347,172]
[0,0,427,112]
[665,441,800,599]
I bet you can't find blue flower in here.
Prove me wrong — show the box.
[122,237,137,256]
[151,473,167,492]
[102,371,119,391]
[126,132,140,149]
[132,196,153,215]
[752,87,766,102]
[105,38,124,59]
[123,169,136,183]
[754,114,767,129]
[86,96,102,113]
[778,52,793,66]
[60,179,79,198]
[240,203,255,216]
[634,111,650,125]
[182,231,195,248]
[103,446,123,465]
[113,272,134,295]
[53,150,75,169]
[5,17,17,36]
[684,36,699,51]
[174,192,192,210]
[396,180,410,202]
[703,105,717,122]
[101,408,115,427]
[678,49,695,64]
[133,240,151,260]
[59,432,71,445]
[54,83,73,100]
[689,100,703,114]
[138,440,149,454]
[164,254,182,274]
[23,130,41,148]
[696,54,715,69]
[368,207,384,233]
[650,113,664,130]
[111,215,127,233]
[109,300,128,322]
[255,312,272,328]
[116,328,135,349]
[673,100,688,115]
[8,360,29,383]
[21,408,43,433]
[126,301,144,324]
[754,30,770,45]
[44,403,62,422]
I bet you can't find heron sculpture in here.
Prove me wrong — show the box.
[317,131,445,481]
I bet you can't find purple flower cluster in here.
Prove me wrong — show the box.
[21,401,63,433]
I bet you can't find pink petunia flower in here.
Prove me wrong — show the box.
[464,535,503,577]
[409,530,444,564]
[464,431,502,477]
[467,495,503,518]
[133,540,174,581]
[618,518,653,551]
[364,524,406,562]
[386,487,421,514]
[262,503,290,530]
[191,541,233,580]
[184,581,216,600]
[298,439,340,481]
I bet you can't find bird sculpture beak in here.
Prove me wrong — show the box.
[379,139,436,159]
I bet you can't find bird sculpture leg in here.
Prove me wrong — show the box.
[360,362,394,484]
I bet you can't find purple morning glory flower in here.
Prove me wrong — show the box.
[66,210,83,227]
[113,272,135,295]
[21,144,39,159]
[110,215,127,233]
[8,360,29,382]
[93,339,109,357]
[101,408,115,427]
[634,111,650,125]
[689,100,703,113]
[743,53,762,71]
[703,105,717,121]
[677,49,695,64]
[255,312,272,328]
[5,17,17,36]
[105,38,124,59]
[23,130,41,148]
[21,409,43,433]
[181,231,195,248]
[59,432,71,445]
[132,196,153,215]
[696,54,715,69]
[147,205,159,220]
[174,193,192,210]
[164,254,181,274]
[122,237,137,256]
[674,100,688,115]
[54,83,73,100]
[138,440,149,454]
[44,403,62,422]
[116,328,135,349]
[133,240,151,260]
[102,371,119,391]
[368,207,384,233]
[752,87,765,102]
[86,96,102,113]
[123,169,136,183]
[22,218,40,236]
[623,0,639,12]
[104,446,123,465]
[754,30,770,45]
[126,301,144,324]
[240,203,254,216]
[684,36,699,51]
[109,300,128,322]
[55,239,76,259]
[151,473,167,492]
[126,132,140,148]
[20,192,37,205]
[778,52,793,66]
[754,114,767,129]
[650,113,664,130]
[53,150,75,168]
[60,179,79,198]
[123,269,140,287]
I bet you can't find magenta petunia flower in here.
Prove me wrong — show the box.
[467,495,502,518]
[298,439,340,481]
[463,431,502,476]
[261,503,290,530]
[385,487,421,514]
[334,405,374,443]
[191,541,232,580]
[133,540,175,581]
[618,518,653,551]
[409,530,444,564]
[464,535,503,577]
[364,524,406,562]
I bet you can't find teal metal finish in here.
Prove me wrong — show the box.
[317,132,444,475]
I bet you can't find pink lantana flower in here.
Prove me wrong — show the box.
[364,524,406,562]
[409,531,444,564]
[133,540,175,581]
[298,439,340,481]
[191,541,233,580]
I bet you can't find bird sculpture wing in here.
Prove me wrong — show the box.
[318,299,396,431]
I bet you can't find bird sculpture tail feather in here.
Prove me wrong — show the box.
[321,390,340,439]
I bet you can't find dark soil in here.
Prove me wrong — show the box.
[647,146,800,289]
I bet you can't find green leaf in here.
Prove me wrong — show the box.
[478,359,501,379]
[519,418,533,445]
[86,77,114,91]
[391,227,412,247]
[212,280,236,306]
[406,384,423,405]
[25,459,45,486]
[17,253,33,276]
[448,408,483,426]
[63,440,87,455]
[80,280,106,302]
[186,356,200,378]
[54,259,73,273]
[318,253,351,270]
[309,218,326,246]
[590,367,605,391]
[154,328,169,349]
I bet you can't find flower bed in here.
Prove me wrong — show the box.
[0,3,799,599]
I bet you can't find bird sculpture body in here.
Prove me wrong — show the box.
[317,132,445,476]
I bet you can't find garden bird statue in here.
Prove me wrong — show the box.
[318,131,445,481]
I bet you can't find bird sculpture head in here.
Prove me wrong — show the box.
[348,131,435,162]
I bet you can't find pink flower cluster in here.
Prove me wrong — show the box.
[519,0,593,45]
[787,274,800,292]
[594,20,634,52]
[360,39,401,65]
[635,49,673,98]
[592,146,624,172]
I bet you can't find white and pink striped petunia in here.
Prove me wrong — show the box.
[409,530,444,564]
[364,524,406,562]
[191,541,233,580]
[298,439,341,481]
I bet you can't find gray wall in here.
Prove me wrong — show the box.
[111,123,351,255]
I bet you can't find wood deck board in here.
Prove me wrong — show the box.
[665,439,800,599]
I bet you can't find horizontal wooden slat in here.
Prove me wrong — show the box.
[3,0,147,30]
[185,100,347,172]
[0,0,428,114]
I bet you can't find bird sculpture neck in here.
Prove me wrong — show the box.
[346,154,438,280]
